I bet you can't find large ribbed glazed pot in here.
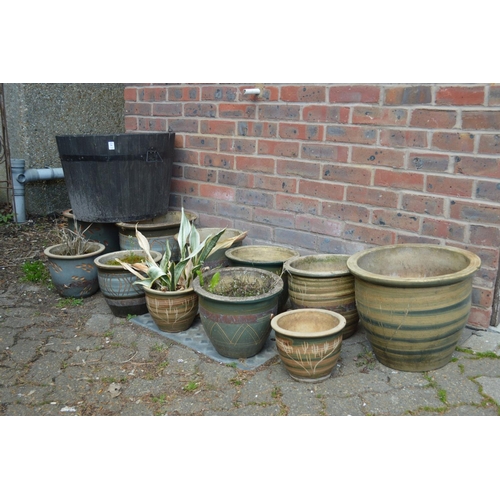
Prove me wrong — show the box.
[283,254,359,339]
[346,244,481,372]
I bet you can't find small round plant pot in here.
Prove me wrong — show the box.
[44,242,105,298]
[284,254,359,339]
[225,245,300,312]
[192,267,284,359]
[346,244,482,372]
[94,250,162,317]
[144,287,198,333]
[116,210,198,259]
[271,309,346,383]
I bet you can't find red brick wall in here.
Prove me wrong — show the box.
[124,83,500,329]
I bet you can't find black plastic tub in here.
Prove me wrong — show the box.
[56,132,175,223]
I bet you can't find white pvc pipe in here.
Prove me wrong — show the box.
[243,88,261,95]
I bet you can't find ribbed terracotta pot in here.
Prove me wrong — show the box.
[192,267,283,359]
[44,242,105,298]
[144,287,198,333]
[94,250,162,317]
[284,254,359,339]
[346,244,482,372]
[271,309,346,383]
[225,245,300,312]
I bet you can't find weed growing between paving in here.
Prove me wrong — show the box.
[20,260,50,284]
[56,297,83,308]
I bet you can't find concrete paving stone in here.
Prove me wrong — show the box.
[17,326,59,340]
[0,331,16,350]
[85,313,114,333]
[475,376,500,405]
[322,395,366,416]
[205,403,283,416]
[461,330,500,355]
[100,346,139,364]
[1,315,37,329]
[51,368,97,404]
[123,377,174,398]
[362,387,443,416]
[459,358,500,378]
[44,336,102,354]
[325,370,393,398]
[236,370,282,406]
[438,405,498,416]
[0,366,19,387]
[279,381,325,415]
[119,402,155,416]
[66,349,104,366]
[25,351,69,384]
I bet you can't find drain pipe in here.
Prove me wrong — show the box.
[11,158,64,223]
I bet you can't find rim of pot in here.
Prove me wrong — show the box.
[271,308,347,338]
[115,210,198,230]
[346,243,482,287]
[192,266,284,302]
[44,242,105,259]
[283,254,351,278]
[144,286,196,296]
[225,245,300,265]
[94,250,162,268]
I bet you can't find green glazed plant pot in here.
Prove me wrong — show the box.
[271,308,346,383]
[284,254,359,339]
[225,245,300,313]
[346,244,482,372]
[144,287,198,333]
[44,242,105,298]
[192,267,284,359]
[116,210,197,259]
[94,250,162,317]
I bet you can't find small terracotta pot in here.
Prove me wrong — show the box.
[271,308,346,383]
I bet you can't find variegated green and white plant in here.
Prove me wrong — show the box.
[118,208,243,292]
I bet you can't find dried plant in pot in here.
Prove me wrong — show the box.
[44,224,105,298]
[118,208,241,333]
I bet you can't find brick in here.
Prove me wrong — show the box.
[235,188,273,208]
[258,139,299,158]
[258,104,301,121]
[409,153,450,172]
[322,165,371,185]
[152,103,182,117]
[410,109,457,128]
[325,125,377,145]
[220,138,256,154]
[298,179,344,201]
[426,174,473,198]
[138,87,166,102]
[184,166,217,183]
[238,121,277,138]
[321,201,370,223]
[124,87,137,101]
[171,179,199,195]
[200,184,235,201]
[219,104,256,118]
[253,208,295,229]
[462,111,500,130]
[124,116,137,131]
[396,234,439,245]
[436,86,485,106]
[489,86,500,105]
[253,175,297,193]
[346,186,399,208]
[200,152,233,169]
[201,86,238,101]
[303,105,349,123]
[276,159,321,180]
[421,218,466,242]
[352,147,405,168]
[168,119,199,133]
[380,129,428,149]
[468,306,491,329]
[185,135,217,150]
[384,86,432,105]
[372,209,420,232]
[400,193,445,216]
[470,225,500,247]
[174,148,198,166]
[235,156,274,173]
[329,85,380,103]
[276,193,319,215]
[218,170,252,188]
[168,86,199,101]
[279,123,323,141]
[237,221,273,244]
[281,85,326,102]
[472,286,494,309]
[343,223,396,246]
[125,102,152,116]
[174,135,184,149]
[478,134,500,154]
[182,196,216,218]
[453,156,500,178]
[301,143,348,162]
[217,200,253,220]
[275,228,317,251]
[200,120,236,136]
[475,180,500,203]
[137,117,166,131]
[400,164,438,190]
[431,132,475,153]
[295,214,343,236]
[352,107,407,126]
[184,103,217,117]
[450,200,500,224]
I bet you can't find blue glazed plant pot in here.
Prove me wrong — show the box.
[44,242,105,298]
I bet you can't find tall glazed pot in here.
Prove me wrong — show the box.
[346,244,481,372]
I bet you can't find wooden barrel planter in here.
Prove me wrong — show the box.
[283,254,359,339]
[346,244,481,372]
